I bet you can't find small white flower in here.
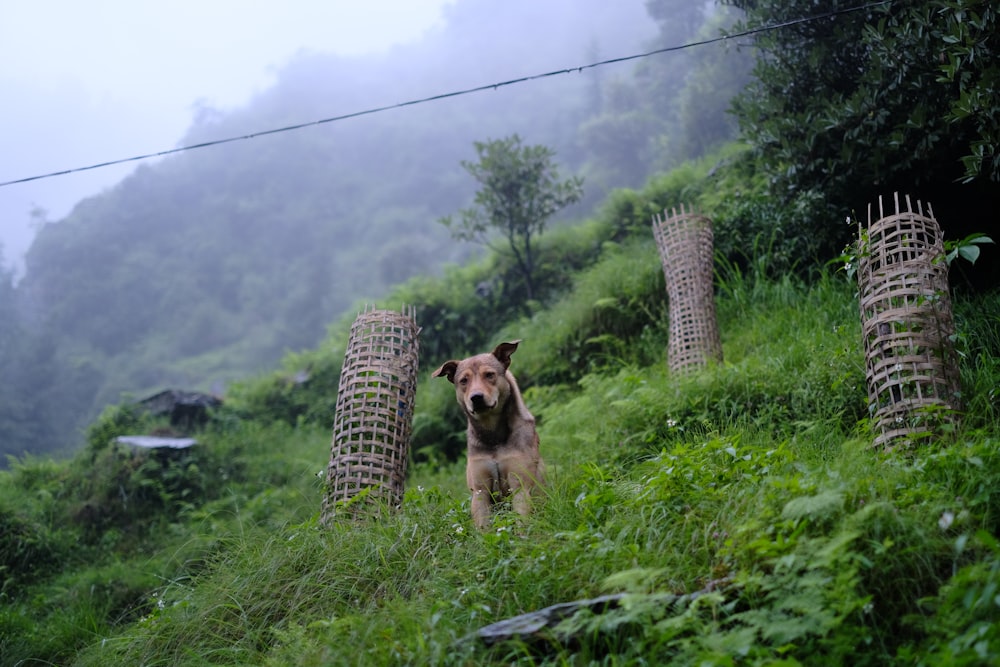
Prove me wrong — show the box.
[938,511,955,530]
[666,419,678,428]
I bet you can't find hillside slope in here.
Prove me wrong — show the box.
[2,170,998,663]
[5,0,754,462]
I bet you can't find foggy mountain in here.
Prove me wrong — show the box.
[2,0,746,460]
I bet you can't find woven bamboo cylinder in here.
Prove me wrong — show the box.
[321,306,419,523]
[652,204,723,374]
[857,194,961,449]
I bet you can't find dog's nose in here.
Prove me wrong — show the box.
[470,393,488,410]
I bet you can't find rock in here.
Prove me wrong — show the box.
[469,579,732,649]
[137,389,222,430]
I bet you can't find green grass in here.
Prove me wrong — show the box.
[2,268,1000,665]
[3,201,1000,665]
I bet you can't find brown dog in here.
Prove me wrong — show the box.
[434,340,543,529]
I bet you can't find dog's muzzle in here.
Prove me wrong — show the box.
[469,393,493,413]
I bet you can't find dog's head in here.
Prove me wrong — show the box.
[434,340,521,418]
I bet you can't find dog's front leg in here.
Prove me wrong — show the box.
[510,485,532,518]
[467,457,499,530]
[503,460,537,519]
[470,487,492,530]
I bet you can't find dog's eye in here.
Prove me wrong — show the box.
[484,371,496,380]
[458,377,469,386]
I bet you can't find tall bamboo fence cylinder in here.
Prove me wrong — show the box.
[321,306,419,523]
[857,193,961,449]
[652,205,723,374]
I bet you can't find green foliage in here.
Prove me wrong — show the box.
[495,239,668,386]
[0,413,331,666]
[5,50,1000,659]
[9,2,663,460]
[1,558,163,665]
[904,531,1000,665]
[74,426,220,545]
[5,238,1000,665]
[390,258,519,366]
[410,378,468,465]
[225,348,343,428]
[706,156,836,277]
[723,0,1000,270]
[945,233,995,267]
[441,135,584,303]
[876,0,1000,183]
[953,291,1000,428]
[84,402,152,454]
[577,2,747,190]
[78,401,223,540]
[0,503,73,592]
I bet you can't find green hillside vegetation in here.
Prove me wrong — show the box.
[2,0,737,462]
[3,2,1000,663]
[2,148,999,665]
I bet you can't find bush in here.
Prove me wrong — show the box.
[497,240,668,387]
[84,403,152,455]
[0,506,71,593]
[225,349,343,428]
[70,443,212,542]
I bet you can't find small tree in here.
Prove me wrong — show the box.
[441,135,583,302]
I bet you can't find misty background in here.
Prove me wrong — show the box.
[0,0,748,462]
[0,0,454,273]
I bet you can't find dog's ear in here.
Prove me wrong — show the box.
[433,360,459,383]
[491,340,522,370]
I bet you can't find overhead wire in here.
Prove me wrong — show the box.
[0,0,891,189]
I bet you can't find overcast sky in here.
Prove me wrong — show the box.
[0,0,452,274]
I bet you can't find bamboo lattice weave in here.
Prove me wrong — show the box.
[322,306,419,522]
[652,205,722,374]
[857,194,960,448]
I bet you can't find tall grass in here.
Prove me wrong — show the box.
[4,229,1000,665]
[55,253,1000,665]
[0,420,332,666]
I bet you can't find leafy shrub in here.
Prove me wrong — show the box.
[0,506,71,593]
[1,559,162,666]
[70,443,212,542]
[225,348,343,428]
[694,148,845,279]
[410,375,467,465]
[904,531,1000,666]
[84,402,154,455]
[953,291,1000,429]
[7,145,1000,665]
[497,240,668,387]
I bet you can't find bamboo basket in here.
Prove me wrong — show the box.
[857,194,961,448]
[321,306,419,522]
[652,204,723,373]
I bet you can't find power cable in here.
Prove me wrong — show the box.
[0,0,891,189]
